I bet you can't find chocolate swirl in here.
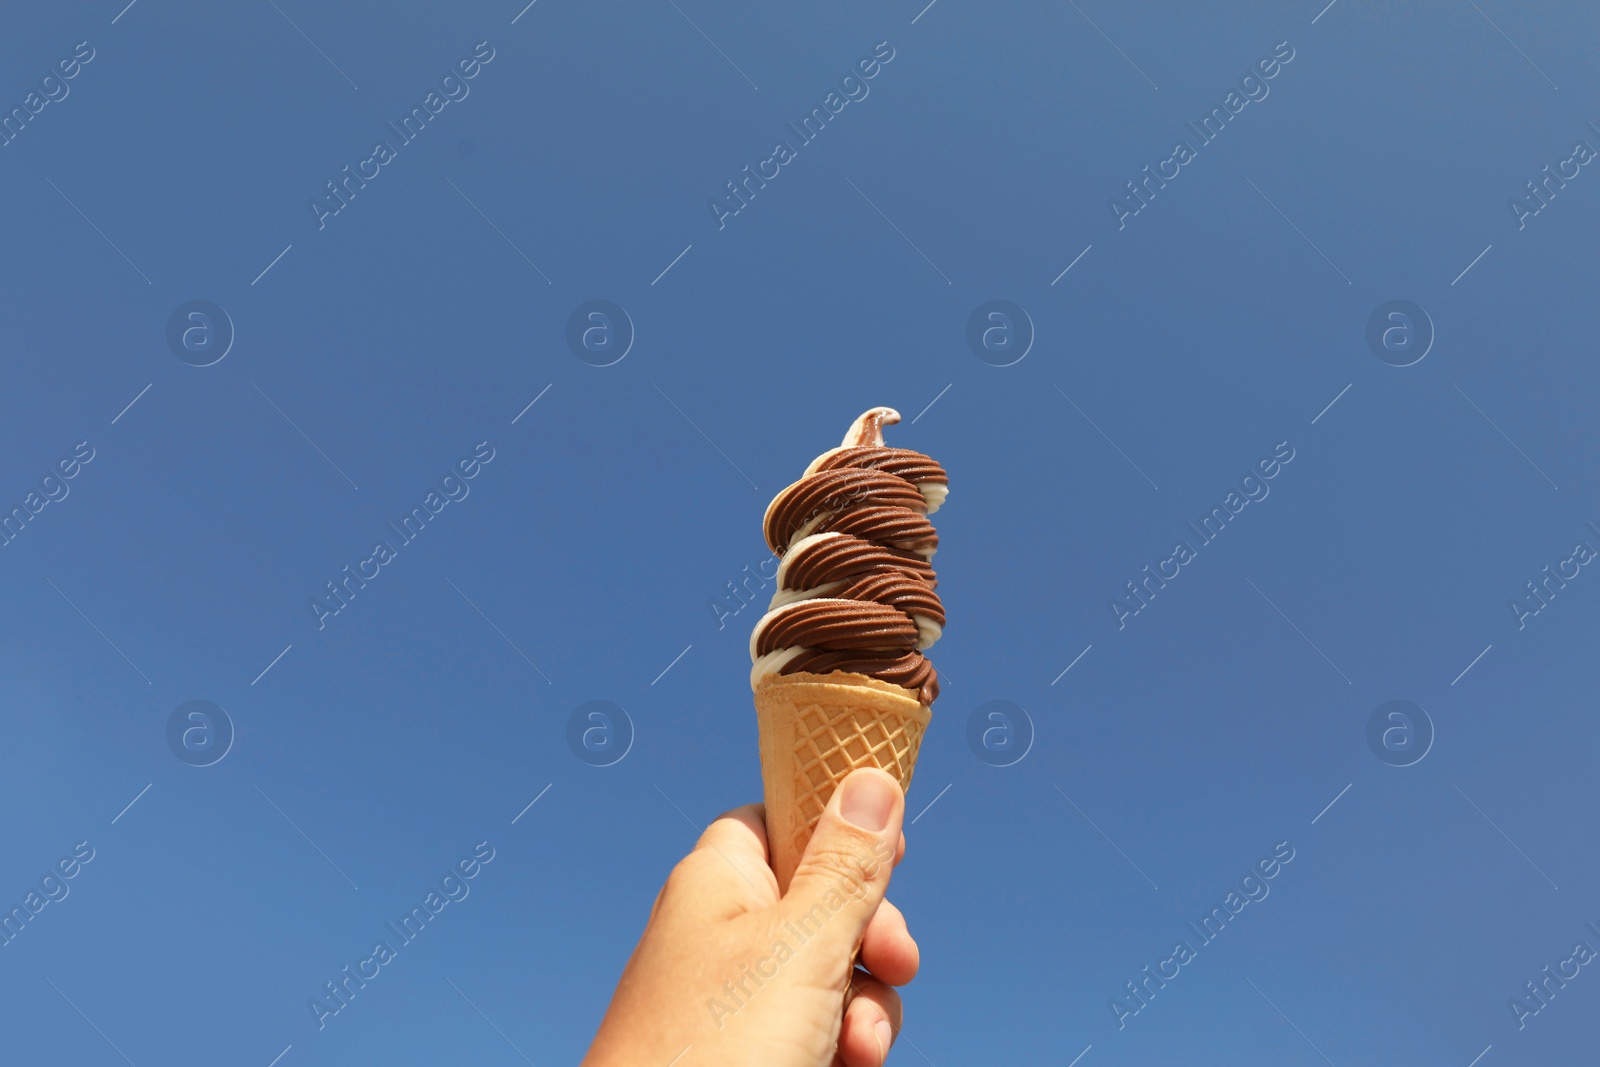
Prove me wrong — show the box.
[752,599,917,658]
[779,533,936,592]
[809,506,938,555]
[750,407,947,704]
[808,446,949,488]
[831,573,945,630]
[763,469,927,556]
[779,649,938,698]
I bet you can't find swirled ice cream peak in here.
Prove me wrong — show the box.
[751,408,948,704]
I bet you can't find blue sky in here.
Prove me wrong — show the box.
[1,1,1597,1064]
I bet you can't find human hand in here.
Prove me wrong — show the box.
[582,768,918,1067]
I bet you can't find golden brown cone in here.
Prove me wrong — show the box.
[754,670,932,894]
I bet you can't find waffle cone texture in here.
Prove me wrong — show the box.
[755,670,932,893]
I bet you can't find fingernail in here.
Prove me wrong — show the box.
[840,771,895,832]
[873,1018,893,1063]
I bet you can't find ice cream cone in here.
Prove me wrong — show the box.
[755,670,932,893]
[751,408,946,891]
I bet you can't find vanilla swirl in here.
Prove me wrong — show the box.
[750,407,947,704]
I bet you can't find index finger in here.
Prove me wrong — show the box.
[691,803,780,902]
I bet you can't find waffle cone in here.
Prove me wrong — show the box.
[754,670,932,893]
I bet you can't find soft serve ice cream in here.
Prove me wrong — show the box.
[750,407,948,705]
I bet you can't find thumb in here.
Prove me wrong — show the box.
[779,768,904,963]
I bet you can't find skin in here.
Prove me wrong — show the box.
[582,768,919,1067]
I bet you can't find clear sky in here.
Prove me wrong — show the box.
[1,1,1597,1064]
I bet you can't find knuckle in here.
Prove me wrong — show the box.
[801,833,887,891]
[846,973,904,1030]
[874,983,905,1027]
[662,850,717,899]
